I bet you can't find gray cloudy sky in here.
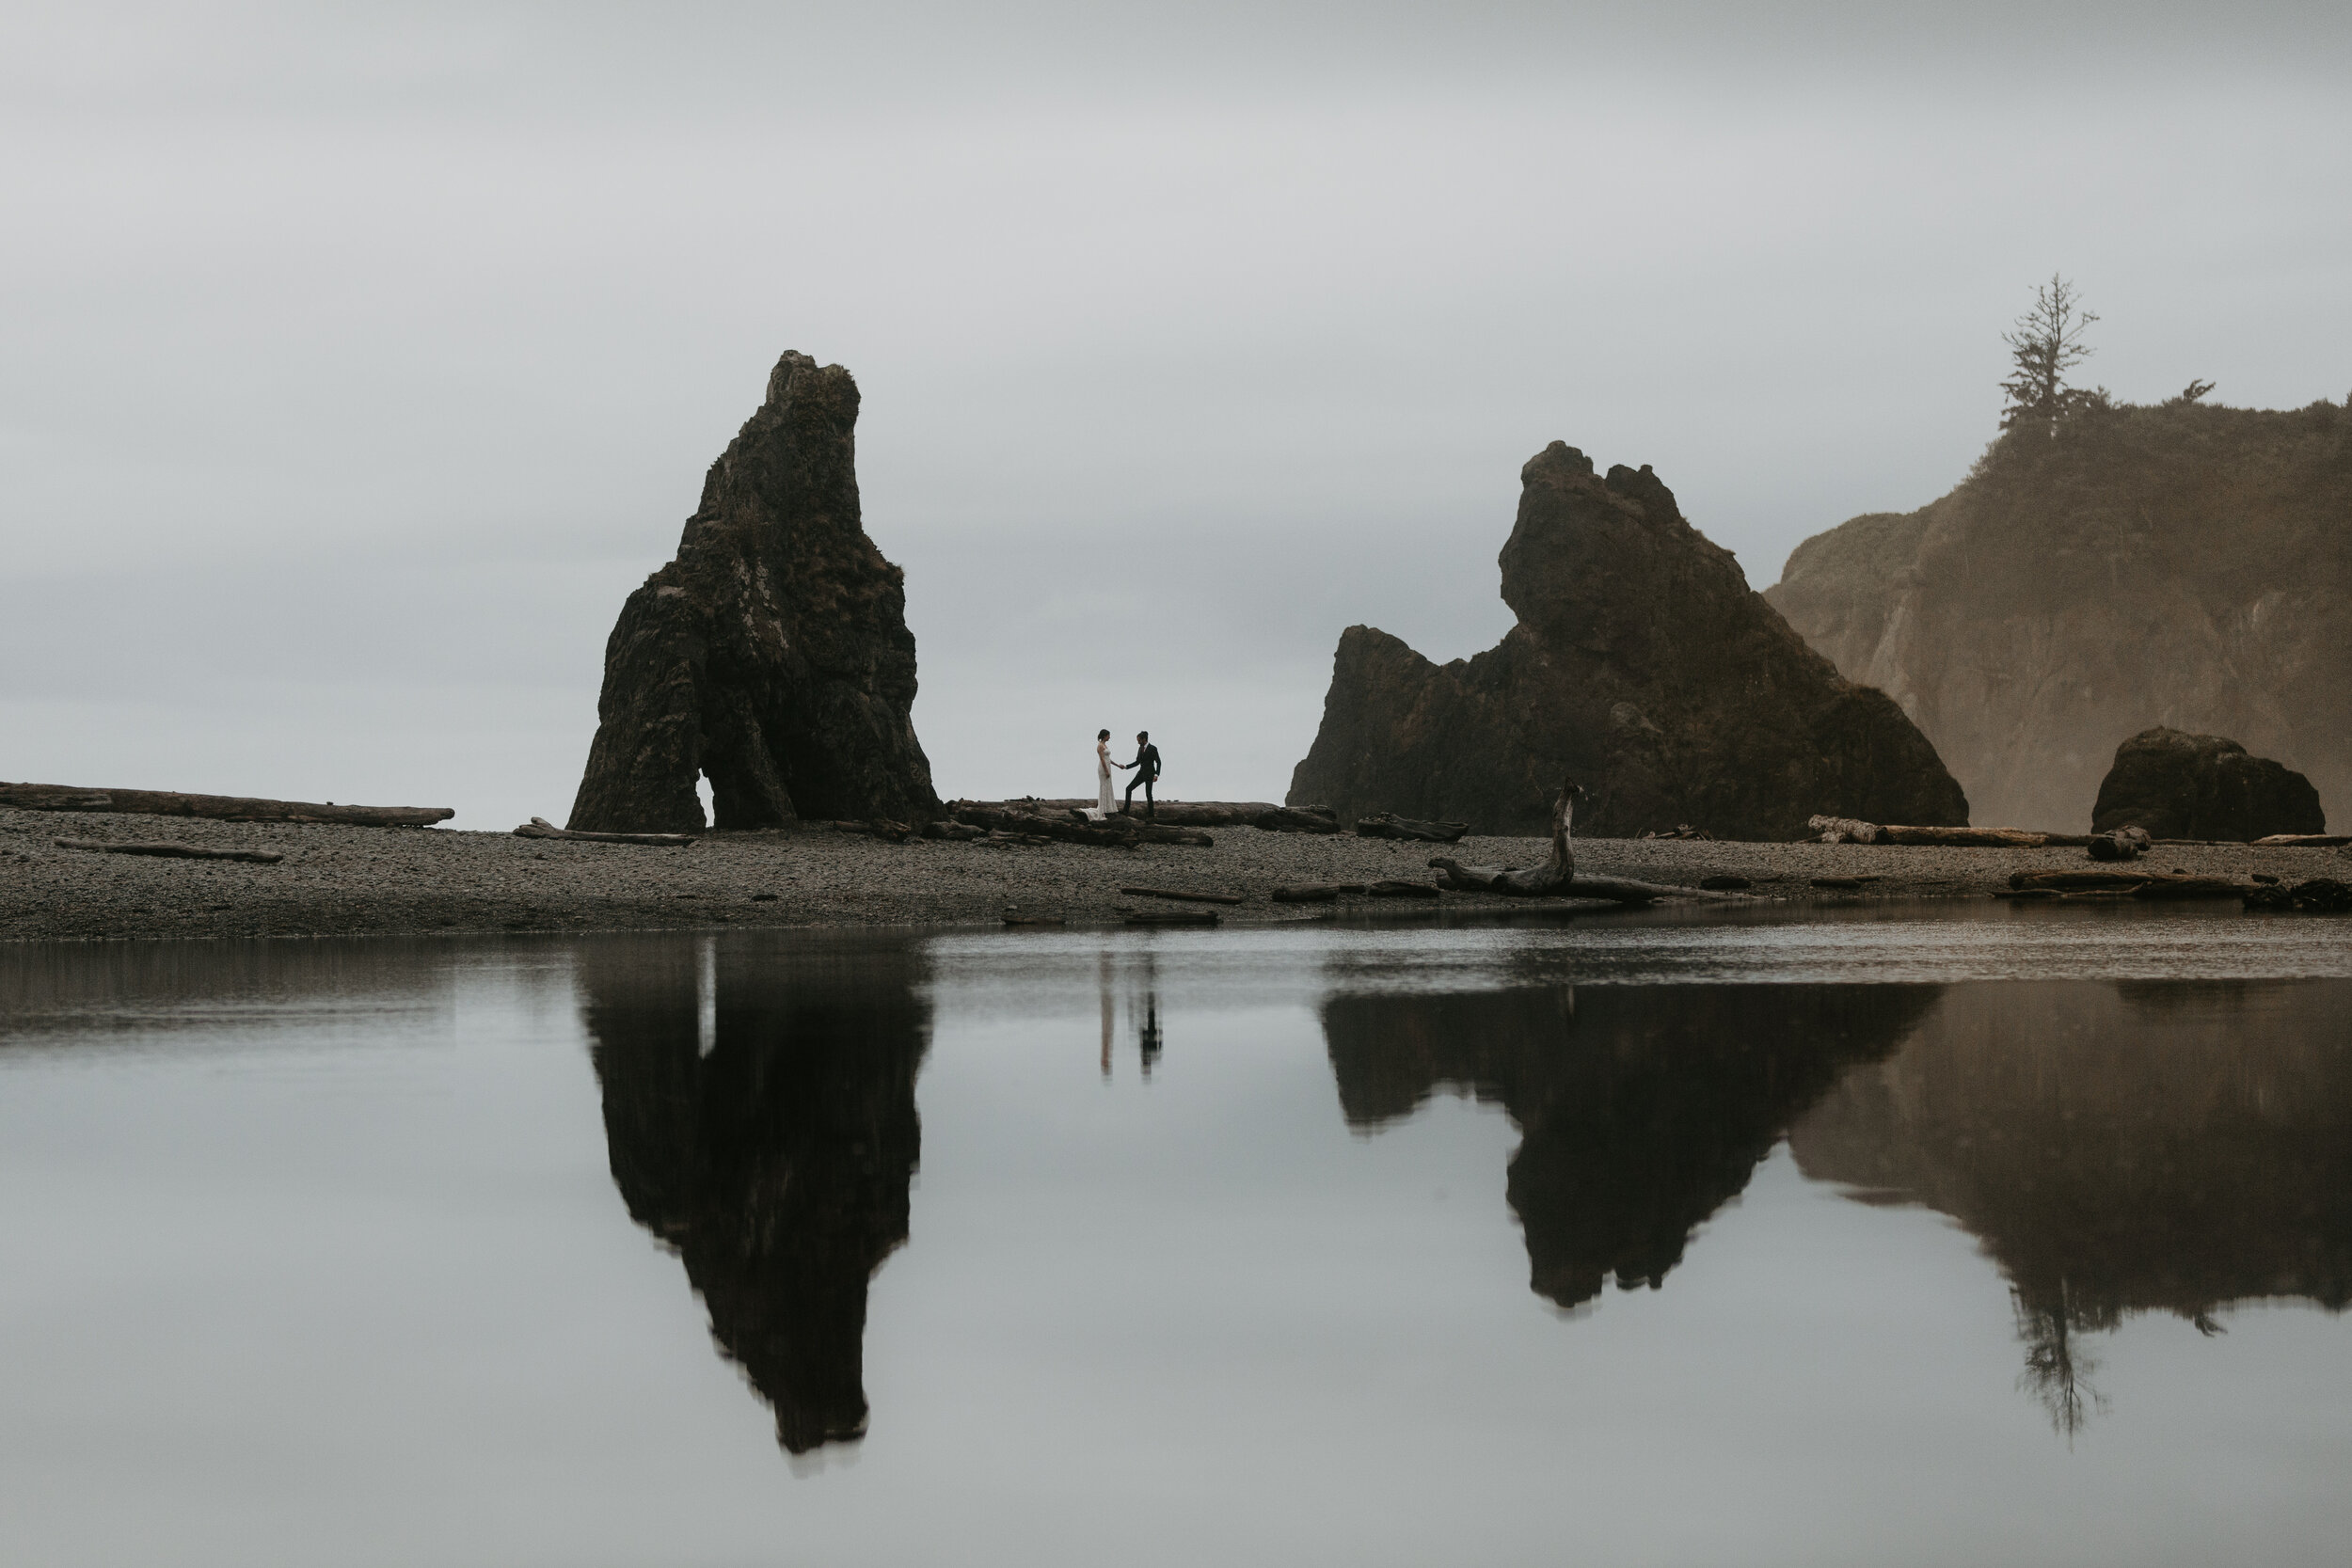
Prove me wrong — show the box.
[4,2,2347,825]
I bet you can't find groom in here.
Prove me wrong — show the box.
[1117,731,1161,819]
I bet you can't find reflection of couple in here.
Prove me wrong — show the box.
[1093,728,1162,819]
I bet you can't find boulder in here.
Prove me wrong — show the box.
[568,352,939,832]
[1287,443,1967,839]
[2090,727,2325,842]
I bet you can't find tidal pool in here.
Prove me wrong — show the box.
[2,904,2347,1566]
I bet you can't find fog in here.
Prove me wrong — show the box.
[4,3,2347,824]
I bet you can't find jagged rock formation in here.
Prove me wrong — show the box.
[2090,726,2324,840]
[1321,982,1940,1308]
[1790,979,2352,1432]
[1766,398,2352,831]
[1288,444,1966,839]
[582,938,929,1454]
[569,352,939,832]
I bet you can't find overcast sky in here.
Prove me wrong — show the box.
[4,2,2347,825]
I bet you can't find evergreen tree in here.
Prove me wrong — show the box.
[2000,275,2099,431]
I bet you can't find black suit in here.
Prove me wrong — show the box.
[1123,743,1161,817]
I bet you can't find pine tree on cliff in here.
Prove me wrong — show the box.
[2000,274,2102,432]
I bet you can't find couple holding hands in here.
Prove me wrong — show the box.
[1093,730,1163,819]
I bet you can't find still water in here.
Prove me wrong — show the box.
[2,904,2348,1565]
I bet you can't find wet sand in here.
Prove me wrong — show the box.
[5,805,2345,942]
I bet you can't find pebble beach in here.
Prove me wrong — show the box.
[5,804,2345,942]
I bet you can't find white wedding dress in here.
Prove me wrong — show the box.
[1094,744,1115,815]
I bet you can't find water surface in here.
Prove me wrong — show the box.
[2,904,2347,1565]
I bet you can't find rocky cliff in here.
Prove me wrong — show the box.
[1288,443,1966,838]
[1766,398,2352,831]
[569,351,939,832]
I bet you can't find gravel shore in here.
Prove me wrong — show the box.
[5,805,2346,942]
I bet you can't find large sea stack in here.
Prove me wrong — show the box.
[1766,398,2352,830]
[569,351,939,832]
[1287,443,1966,839]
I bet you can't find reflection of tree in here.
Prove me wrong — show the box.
[581,937,930,1454]
[2015,1281,2112,1441]
[1791,978,2352,1437]
[1323,983,1939,1308]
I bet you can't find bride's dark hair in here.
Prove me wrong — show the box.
[1097,729,1110,740]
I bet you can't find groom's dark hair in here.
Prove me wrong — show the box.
[1136,731,1149,740]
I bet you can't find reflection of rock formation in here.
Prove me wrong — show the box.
[1323,984,1940,1307]
[1287,442,1965,838]
[582,939,930,1453]
[1790,980,2352,1433]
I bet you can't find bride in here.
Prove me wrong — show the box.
[1094,729,1115,815]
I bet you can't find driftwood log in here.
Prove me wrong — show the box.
[4,782,452,828]
[1270,883,1366,902]
[2009,866,2248,898]
[2087,827,2152,862]
[1355,813,1470,843]
[2252,833,2352,847]
[1805,815,2066,847]
[2010,868,2155,891]
[1120,886,1245,905]
[55,837,282,864]
[1253,806,1342,833]
[951,802,1213,847]
[1431,776,1740,904]
[1366,879,1440,899]
[515,816,696,847]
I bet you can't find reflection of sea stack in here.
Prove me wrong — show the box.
[582,939,930,1454]
[1288,444,1965,839]
[569,351,940,832]
[1322,983,1939,1307]
[1791,980,2352,1327]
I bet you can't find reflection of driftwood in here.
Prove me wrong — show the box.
[1125,909,1219,927]
[1120,886,1244,905]
[516,817,696,847]
[56,837,283,863]
[4,781,452,827]
[2132,875,2248,900]
[1355,813,1470,843]
[1001,911,1066,927]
